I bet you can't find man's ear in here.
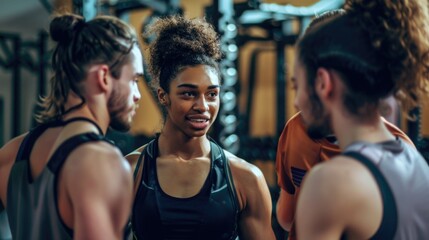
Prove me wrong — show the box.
[96,65,110,93]
[157,88,169,105]
[315,67,334,100]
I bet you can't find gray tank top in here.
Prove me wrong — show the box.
[6,119,111,240]
[344,139,429,240]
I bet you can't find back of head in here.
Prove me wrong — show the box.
[305,9,346,33]
[146,15,222,93]
[297,0,429,116]
[37,13,137,123]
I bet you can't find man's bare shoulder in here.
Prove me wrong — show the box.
[65,141,132,181]
[296,155,383,239]
[305,156,371,191]
[299,155,380,213]
[61,141,133,239]
[61,140,133,211]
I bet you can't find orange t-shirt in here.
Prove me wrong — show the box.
[275,112,414,240]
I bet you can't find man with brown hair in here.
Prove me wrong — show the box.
[0,13,143,239]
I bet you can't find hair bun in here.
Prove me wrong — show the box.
[50,14,85,44]
[147,16,222,82]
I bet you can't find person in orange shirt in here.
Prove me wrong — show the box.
[275,111,413,240]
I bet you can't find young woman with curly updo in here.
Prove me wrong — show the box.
[126,16,276,240]
[293,0,429,239]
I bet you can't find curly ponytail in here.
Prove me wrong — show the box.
[345,0,429,112]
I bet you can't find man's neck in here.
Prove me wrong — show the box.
[63,94,109,135]
[332,112,395,150]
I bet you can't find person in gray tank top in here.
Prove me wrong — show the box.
[290,0,429,239]
[0,13,143,239]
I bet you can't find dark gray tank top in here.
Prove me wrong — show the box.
[131,137,240,240]
[6,119,112,240]
[344,139,429,239]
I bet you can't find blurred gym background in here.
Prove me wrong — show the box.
[1,0,429,239]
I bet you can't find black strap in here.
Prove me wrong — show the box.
[62,117,104,135]
[133,139,155,180]
[224,154,240,240]
[16,117,104,163]
[220,146,239,213]
[130,140,155,240]
[17,120,67,162]
[207,137,239,211]
[133,152,144,181]
[343,151,397,240]
[48,132,113,173]
[60,97,86,117]
[16,130,37,162]
[210,140,240,239]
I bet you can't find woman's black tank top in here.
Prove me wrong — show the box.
[131,137,240,240]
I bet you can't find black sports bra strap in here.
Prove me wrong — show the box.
[209,141,221,161]
[221,148,240,215]
[133,152,145,180]
[209,141,238,203]
[210,140,240,238]
[62,117,104,135]
[343,151,397,240]
[134,139,156,181]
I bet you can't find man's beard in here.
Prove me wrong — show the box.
[307,121,331,140]
[109,112,131,132]
[108,89,132,132]
[306,99,332,140]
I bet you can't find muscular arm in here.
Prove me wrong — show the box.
[276,189,295,231]
[296,158,382,240]
[295,163,345,240]
[229,155,276,240]
[66,143,133,240]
